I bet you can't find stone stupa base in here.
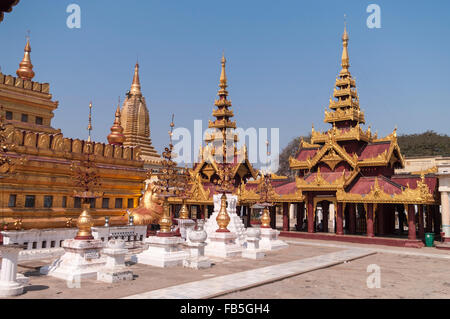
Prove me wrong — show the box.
[40,238,105,282]
[259,228,289,251]
[204,231,242,258]
[136,236,188,268]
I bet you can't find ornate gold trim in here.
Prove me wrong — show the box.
[336,175,435,205]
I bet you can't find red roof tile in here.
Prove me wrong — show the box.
[358,142,391,160]
[347,176,403,195]
[296,148,319,161]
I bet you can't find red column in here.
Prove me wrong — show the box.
[307,194,315,233]
[282,202,290,231]
[336,203,344,235]
[322,202,329,233]
[418,205,425,240]
[349,203,356,234]
[407,204,417,240]
[366,204,374,237]
[425,205,433,233]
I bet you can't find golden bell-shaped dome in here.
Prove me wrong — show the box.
[16,38,35,81]
[107,105,125,145]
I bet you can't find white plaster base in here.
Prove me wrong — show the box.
[183,242,211,269]
[40,239,106,281]
[0,281,23,297]
[183,256,212,269]
[204,194,247,246]
[97,243,133,283]
[136,236,188,268]
[204,232,242,258]
[97,269,133,283]
[242,249,266,259]
[259,228,288,251]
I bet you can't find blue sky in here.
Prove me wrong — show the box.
[0,0,449,160]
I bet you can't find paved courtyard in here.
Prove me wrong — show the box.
[7,237,450,299]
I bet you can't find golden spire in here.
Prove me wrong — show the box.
[16,32,35,81]
[341,17,350,74]
[107,98,125,145]
[87,101,93,142]
[218,52,228,96]
[130,63,142,96]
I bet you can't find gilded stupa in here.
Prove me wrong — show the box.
[120,63,161,166]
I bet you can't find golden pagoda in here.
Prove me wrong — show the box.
[120,63,161,167]
[0,37,148,230]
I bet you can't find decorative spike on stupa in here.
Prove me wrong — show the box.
[130,63,142,96]
[16,32,35,81]
[107,98,125,145]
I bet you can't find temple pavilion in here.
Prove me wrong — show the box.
[161,55,303,226]
[277,26,440,247]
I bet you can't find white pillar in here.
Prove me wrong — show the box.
[0,245,25,297]
[441,191,450,239]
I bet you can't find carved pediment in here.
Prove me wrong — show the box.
[321,149,343,170]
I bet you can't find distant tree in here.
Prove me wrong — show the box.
[397,130,450,157]
[276,135,310,177]
[276,131,450,177]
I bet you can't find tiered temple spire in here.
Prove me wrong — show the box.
[324,25,365,128]
[206,54,238,163]
[16,35,35,81]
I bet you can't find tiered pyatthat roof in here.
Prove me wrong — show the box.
[205,54,238,164]
[192,55,258,187]
[324,26,365,127]
[120,63,161,165]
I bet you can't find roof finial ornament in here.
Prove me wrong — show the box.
[130,62,142,96]
[169,114,175,145]
[16,30,35,81]
[87,101,93,142]
[341,15,350,74]
[218,51,228,95]
[107,97,125,145]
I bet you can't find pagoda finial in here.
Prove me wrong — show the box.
[107,97,125,145]
[341,16,350,73]
[87,101,93,142]
[16,31,35,81]
[218,52,228,96]
[130,62,142,96]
